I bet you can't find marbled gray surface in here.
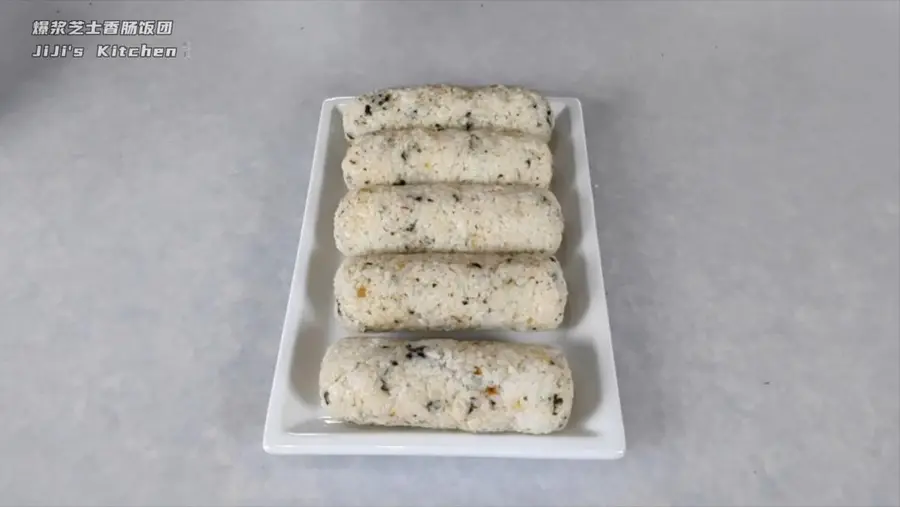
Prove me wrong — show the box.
[1,1,898,506]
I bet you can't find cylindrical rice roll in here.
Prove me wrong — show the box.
[341,85,554,142]
[333,184,563,256]
[334,253,567,332]
[319,337,574,434]
[342,129,553,189]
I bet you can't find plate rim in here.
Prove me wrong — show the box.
[262,96,626,460]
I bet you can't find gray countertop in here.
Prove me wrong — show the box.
[1,1,898,506]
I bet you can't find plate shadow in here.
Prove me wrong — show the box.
[289,106,347,406]
[551,106,590,330]
[561,339,602,429]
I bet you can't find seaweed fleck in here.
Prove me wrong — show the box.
[551,394,563,415]
[405,344,427,359]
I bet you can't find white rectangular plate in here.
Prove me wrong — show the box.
[263,97,626,459]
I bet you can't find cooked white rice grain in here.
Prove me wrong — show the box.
[342,129,552,189]
[333,184,563,256]
[342,85,554,142]
[320,337,574,434]
[334,253,567,332]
